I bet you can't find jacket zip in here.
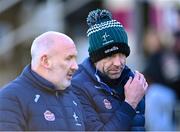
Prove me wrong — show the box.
[55,91,70,129]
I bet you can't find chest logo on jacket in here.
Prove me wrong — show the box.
[73,100,77,106]
[34,94,40,102]
[73,112,82,126]
[103,99,112,109]
[44,110,55,121]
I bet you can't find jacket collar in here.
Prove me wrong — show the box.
[20,64,58,92]
[80,58,98,82]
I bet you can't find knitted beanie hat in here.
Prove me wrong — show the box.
[87,9,130,63]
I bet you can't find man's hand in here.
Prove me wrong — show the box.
[124,71,148,109]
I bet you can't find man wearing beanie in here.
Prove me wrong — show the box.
[71,9,148,131]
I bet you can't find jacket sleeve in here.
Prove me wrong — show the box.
[72,82,136,131]
[0,88,26,131]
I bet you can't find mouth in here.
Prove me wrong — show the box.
[109,66,124,74]
[108,68,124,75]
[67,73,73,80]
[109,70,121,75]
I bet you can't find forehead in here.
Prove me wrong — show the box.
[55,42,77,56]
[64,45,77,55]
[48,34,77,56]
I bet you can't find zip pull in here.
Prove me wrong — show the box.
[55,91,59,97]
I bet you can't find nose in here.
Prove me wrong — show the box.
[112,55,121,66]
[71,59,79,71]
[112,54,125,67]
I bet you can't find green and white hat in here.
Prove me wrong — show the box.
[87,9,130,62]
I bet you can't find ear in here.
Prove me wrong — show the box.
[40,55,51,68]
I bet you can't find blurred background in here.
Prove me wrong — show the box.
[0,0,179,131]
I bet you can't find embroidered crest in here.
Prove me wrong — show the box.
[102,32,110,41]
[103,99,112,109]
[102,32,114,45]
[44,110,55,121]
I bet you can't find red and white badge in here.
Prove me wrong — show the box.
[44,110,55,121]
[103,99,112,109]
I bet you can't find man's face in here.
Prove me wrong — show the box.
[49,42,78,90]
[95,53,126,79]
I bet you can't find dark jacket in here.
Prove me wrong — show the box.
[71,58,145,131]
[0,65,85,131]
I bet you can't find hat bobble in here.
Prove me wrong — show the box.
[87,9,112,27]
[86,9,130,63]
